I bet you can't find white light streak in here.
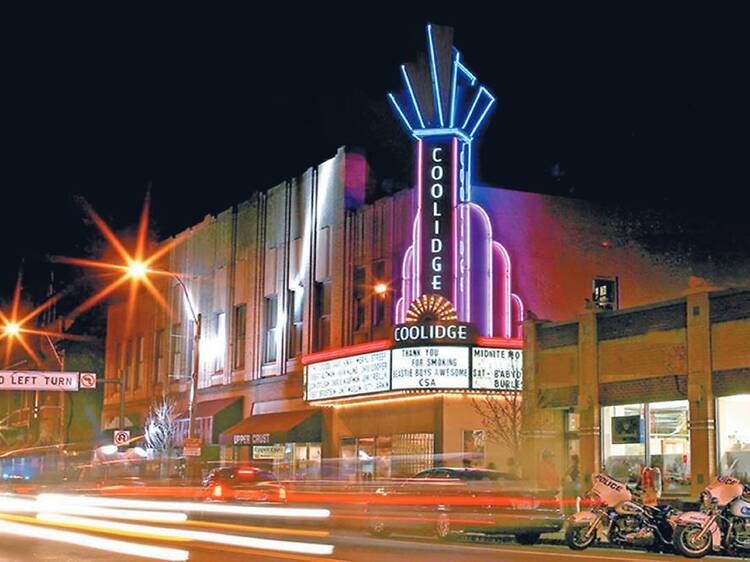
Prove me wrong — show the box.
[37,493,330,519]
[0,519,189,561]
[37,513,334,556]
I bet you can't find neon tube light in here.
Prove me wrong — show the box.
[388,93,413,131]
[449,51,459,128]
[475,336,524,349]
[469,93,496,138]
[401,65,425,128]
[427,24,444,127]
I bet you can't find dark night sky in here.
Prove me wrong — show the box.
[3,5,750,303]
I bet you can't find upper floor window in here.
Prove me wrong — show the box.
[233,304,246,370]
[214,311,226,373]
[353,267,366,331]
[314,281,332,351]
[264,295,278,363]
[288,289,304,358]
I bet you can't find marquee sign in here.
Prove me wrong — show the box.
[304,341,523,401]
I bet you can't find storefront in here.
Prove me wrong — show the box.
[219,410,322,479]
[717,394,750,481]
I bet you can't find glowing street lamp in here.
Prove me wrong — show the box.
[3,323,20,336]
[374,283,388,296]
[56,194,202,452]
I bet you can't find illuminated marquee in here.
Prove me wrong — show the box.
[389,24,525,338]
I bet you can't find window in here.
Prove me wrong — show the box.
[232,304,246,370]
[124,339,133,390]
[372,260,386,327]
[214,312,226,373]
[112,341,122,397]
[717,395,750,484]
[593,277,619,311]
[314,281,332,351]
[264,295,278,363]
[353,267,366,331]
[171,322,184,378]
[601,401,690,494]
[153,329,165,384]
[134,335,144,389]
[288,289,303,358]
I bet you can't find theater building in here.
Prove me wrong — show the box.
[101,24,734,480]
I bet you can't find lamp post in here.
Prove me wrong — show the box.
[127,263,202,478]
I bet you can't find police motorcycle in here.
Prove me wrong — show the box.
[673,462,750,558]
[565,471,679,552]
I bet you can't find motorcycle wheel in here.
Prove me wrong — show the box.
[565,525,596,550]
[674,524,712,558]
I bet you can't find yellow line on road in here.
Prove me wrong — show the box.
[182,518,329,538]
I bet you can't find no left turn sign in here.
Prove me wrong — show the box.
[79,372,97,389]
[113,430,130,446]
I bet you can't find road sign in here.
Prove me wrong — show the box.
[79,372,97,389]
[0,371,81,391]
[113,430,131,446]
[183,437,201,457]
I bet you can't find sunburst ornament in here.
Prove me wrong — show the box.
[405,294,457,324]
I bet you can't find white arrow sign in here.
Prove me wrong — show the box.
[0,371,88,391]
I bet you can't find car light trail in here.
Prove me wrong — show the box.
[37,493,330,519]
[36,501,189,523]
[0,518,189,561]
[37,513,335,556]
[182,519,330,538]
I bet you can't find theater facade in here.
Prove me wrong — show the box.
[101,24,722,482]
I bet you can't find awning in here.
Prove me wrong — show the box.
[177,397,243,444]
[178,397,242,420]
[219,410,321,446]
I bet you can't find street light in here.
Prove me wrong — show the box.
[374,283,388,296]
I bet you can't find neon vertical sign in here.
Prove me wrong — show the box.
[389,23,524,338]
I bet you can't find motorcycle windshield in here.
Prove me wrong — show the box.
[589,473,632,507]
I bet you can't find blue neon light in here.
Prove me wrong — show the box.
[456,60,477,85]
[461,86,486,130]
[427,24,445,127]
[449,50,459,128]
[400,65,425,129]
[469,94,496,138]
[413,127,471,143]
[388,93,414,132]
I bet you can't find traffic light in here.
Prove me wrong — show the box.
[32,405,39,419]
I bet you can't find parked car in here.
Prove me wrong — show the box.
[203,466,286,503]
[365,467,563,544]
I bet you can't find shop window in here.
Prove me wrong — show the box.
[717,395,750,483]
[214,312,226,373]
[153,329,165,385]
[602,401,690,494]
[232,304,246,370]
[314,281,331,351]
[134,335,144,389]
[170,322,183,378]
[353,267,366,331]
[287,288,303,358]
[263,295,278,364]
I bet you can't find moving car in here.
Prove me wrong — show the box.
[203,466,286,503]
[365,467,563,544]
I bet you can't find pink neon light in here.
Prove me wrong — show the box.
[475,336,524,349]
[301,339,392,366]
[416,140,423,298]
[511,293,524,339]
[467,202,494,336]
[395,296,405,325]
[492,241,512,338]
[452,137,459,310]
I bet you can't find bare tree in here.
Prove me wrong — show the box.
[471,392,523,460]
[144,396,178,453]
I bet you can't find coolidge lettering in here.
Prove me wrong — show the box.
[393,323,468,343]
[421,139,453,301]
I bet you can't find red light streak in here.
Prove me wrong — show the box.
[300,339,392,365]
